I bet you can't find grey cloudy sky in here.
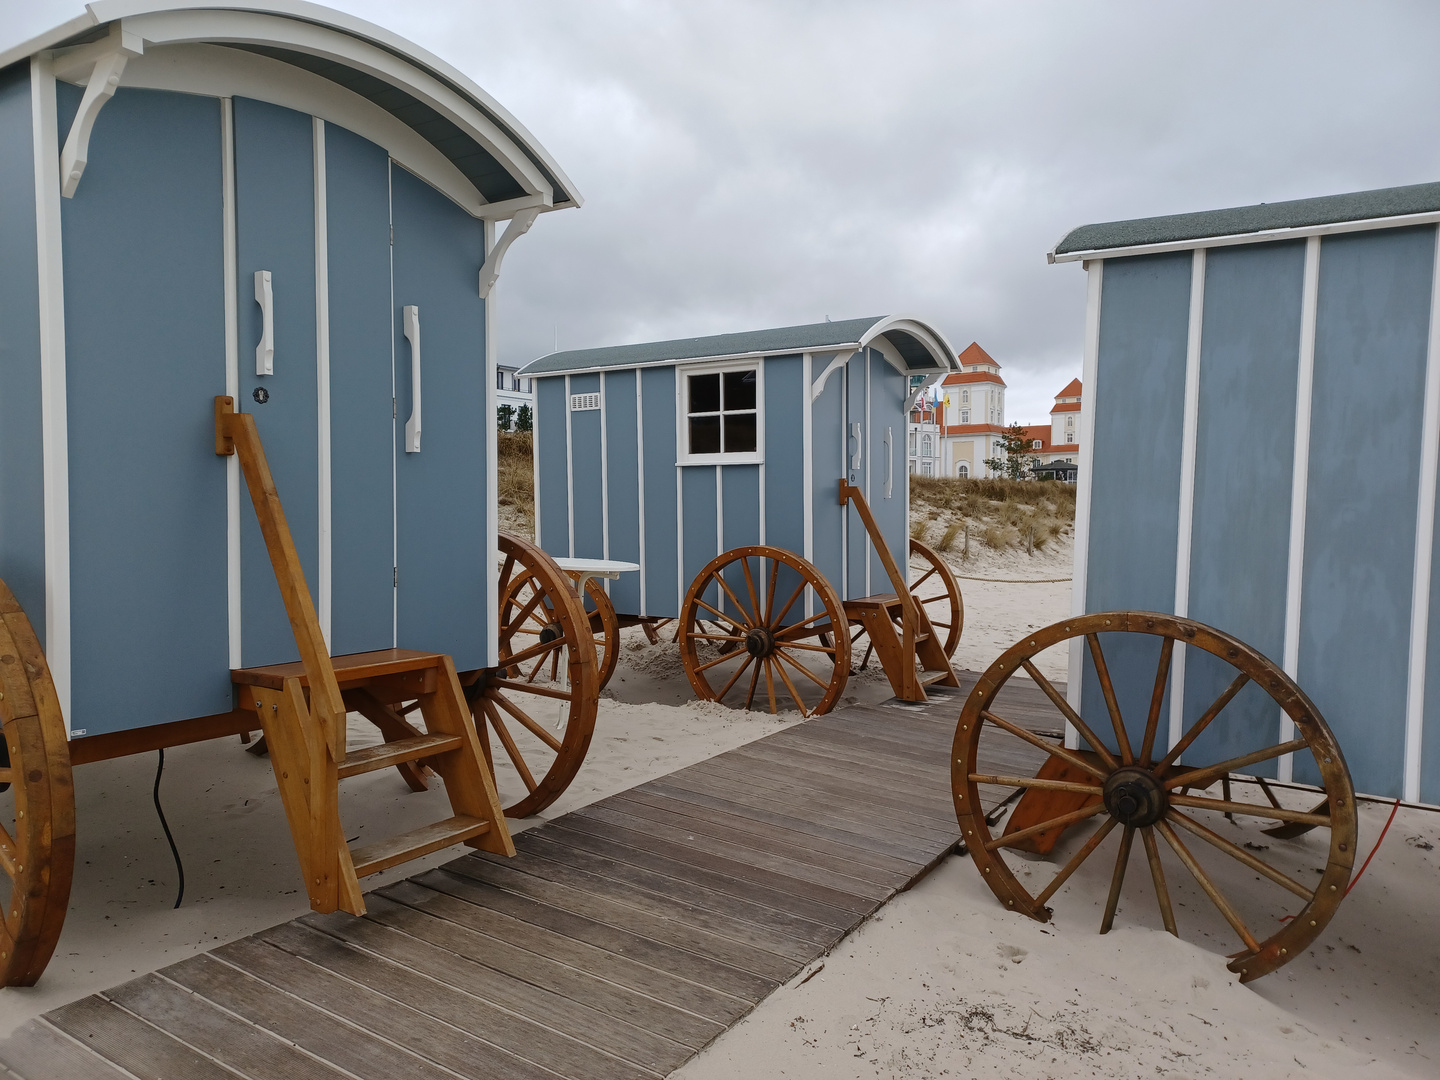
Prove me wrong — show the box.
[11,1,1440,422]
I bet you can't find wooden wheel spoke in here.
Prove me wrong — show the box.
[762,559,780,625]
[692,597,748,633]
[764,658,778,713]
[1168,793,1330,826]
[910,566,939,591]
[503,634,567,671]
[691,633,747,643]
[484,704,539,793]
[523,651,548,683]
[693,649,747,674]
[774,611,833,639]
[771,580,808,629]
[490,692,564,754]
[1100,825,1135,934]
[486,678,572,703]
[969,773,1103,796]
[740,557,763,630]
[1141,827,1178,936]
[744,657,763,710]
[770,654,811,718]
[1157,672,1249,771]
[1154,820,1260,954]
[1036,817,1119,906]
[1139,637,1174,767]
[0,822,17,880]
[1020,659,1119,771]
[497,552,515,594]
[775,640,836,654]
[713,573,756,628]
[774,648,828,690]
[1164,738,1309,792]
[1169,810,1313,901]
[506,585,547,635]
[985,801,1106,851]
[1086,633,1133,764]
[714,654,755,703]
[980,709,1108,780]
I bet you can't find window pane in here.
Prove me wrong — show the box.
[723,412,756,453]
[690,414,721,454]
[689,372,720,413]
[724,369,757,411]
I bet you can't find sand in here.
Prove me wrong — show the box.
[6,542,1440,1080]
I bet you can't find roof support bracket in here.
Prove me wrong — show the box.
[906,372,945,413]
[811,350,856,402]
[58,27,143,199]
[478,206,541,299]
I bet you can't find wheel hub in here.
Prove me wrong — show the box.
[538,621,563,646]
[1103,766,1167,827]
[745,627,776,658]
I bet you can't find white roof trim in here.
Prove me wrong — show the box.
[859,315,962,375]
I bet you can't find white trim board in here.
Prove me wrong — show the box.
[1066,260,1104,746]
[483,217,499,666]
[313,115,332,647]
[1168,248,1205,752]
[635,371,646,615]
[564,373,575,558]
[223,95,242,670]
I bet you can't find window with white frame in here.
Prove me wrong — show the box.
[679,362,761,463]
[921,434,933,456]
[957,463,969,478]
[960,409,970,424]
[1032,439,1043,450]
[961,390,969,404]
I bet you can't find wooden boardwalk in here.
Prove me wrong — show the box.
[0,674,1054,1080]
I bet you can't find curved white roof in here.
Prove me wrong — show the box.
[2,1,580,219]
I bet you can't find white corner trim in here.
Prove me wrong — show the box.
[1066,259,1104,743]
[564,373,575,558]
[811,349,855,402]
[478,206,539,299]
[1403,226,1440,801]
[1168,248,1206,751]
[1279,235,1321,782]
[313,116,332,647]
[635,370,647,615]
[802,353,814,566]
[32,55,73,725]
[59,40,139,198]
[222,96,241,670]
[600,372,610,562]
[483,218,500,666]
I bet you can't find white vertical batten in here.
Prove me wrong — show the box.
[222,97,241,669]
[802,353,814,620]
[483,218,499,665]
[531,374,542,548]
[1066,260,1104,748]
[635,370,646,615]
[864,349,871,597]
[312,116,332,647]
[1402,226,1440,800]
[676,366,684,614]
[599,371,609,567]
[1279,235,1321,783]
[564,373,574,557]
[839,357,848,602]
[715,464,723,558]
[387,160,397,645]
[31,55,72,725]
[1169,248,1206,750]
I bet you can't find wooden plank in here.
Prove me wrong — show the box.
[256,922,660,1080]
[45,996,238,1080]
[543,816,870,925]
[68,709,257,765]
[410,865,784,994]
[441,852,815,970]
[213,935,566,1080]
[757,723,956,784]
[335,733,460,779]
[0,1022,134,1080]
[233,647,442,689]
[164,953,463,1080]
[510,830,841,950]
[104,973,348,1080]
[349,814,491,877]
[364,885,750,1028]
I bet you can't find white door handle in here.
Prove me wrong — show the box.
[849,421,863,470]
[404,305,421,453]
[254,270,273,376]
[884,426,893,498]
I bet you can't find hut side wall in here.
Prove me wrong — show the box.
[810,354,846,594]
[867,349,909,593]
[640,366,680,614]
[0,64,47,641]
[568,372,604,560]
[763,356,806,558]
[603,369,642,616]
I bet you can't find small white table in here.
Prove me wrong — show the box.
[551,557,640,599]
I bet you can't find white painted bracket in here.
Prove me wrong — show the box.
[905,371,945,412]
[810,349,856,402]
[58,28,143,199]
[253,270,274,375]
[404,305,421,453]
[478,207,541,299]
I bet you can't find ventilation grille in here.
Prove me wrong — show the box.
[570,393,601,411]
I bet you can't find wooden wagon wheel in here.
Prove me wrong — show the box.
[0,580,75,987]
[953,611,1356,982]
[575,577,620,692]
[679,546,851,716]
[464,533,598,818]
[849,538,963,670]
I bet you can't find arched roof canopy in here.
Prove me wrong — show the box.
[1,0,580,220]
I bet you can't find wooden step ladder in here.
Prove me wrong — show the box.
[215,397,513,916]
[839,479,959,702]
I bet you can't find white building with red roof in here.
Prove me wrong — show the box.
[1018,378,1083,479]
[909,341,1009,477]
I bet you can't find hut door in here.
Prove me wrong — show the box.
[844,350,871,599]
[389,165,490,670]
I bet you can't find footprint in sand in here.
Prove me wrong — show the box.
[998,944,1028,964]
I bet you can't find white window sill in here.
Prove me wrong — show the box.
[676,453,765,467]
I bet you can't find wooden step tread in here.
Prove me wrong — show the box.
[336,734,463,779]
[232,648,447,690]
[350,816,492,878]
[920,669,957,687]
[843,593,904,612]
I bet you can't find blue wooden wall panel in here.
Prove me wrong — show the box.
[1298,227,1434,796]
[603,370,642,615]
[810,359,845,593]
[390,165,489,669]
[721,465,761,550]
[763,356,805,556]
[1184,241,1305,774]
[640,366,679,616]
[234,97,319,668]
[682,466,719,611]
[60,86,231,733]
[1082,252,1191,749]
[869,353,909,588]
[569,373,604,560]
[535,376,569,557]
[844,351,869,599]
[324,122,394,656]
[0,65,45,640]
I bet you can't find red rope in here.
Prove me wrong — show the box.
[1345,798,1401,898]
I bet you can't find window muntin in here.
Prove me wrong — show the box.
[681,362,761,462]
